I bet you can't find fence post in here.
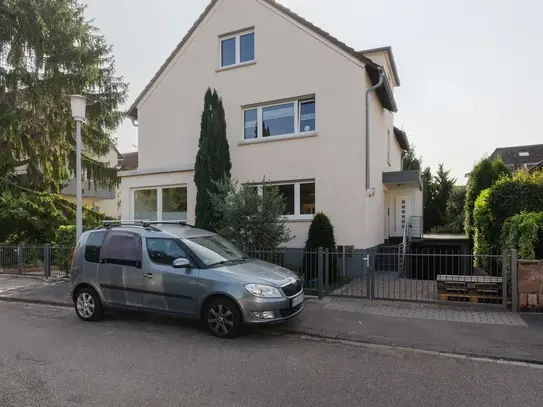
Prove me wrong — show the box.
[17,244,23,274]
[317,247,324,299]
[44,244,51,279]
[366,249,373,302]
[511,249,518,313]
[324,248,330,294]
[342,246,346,278]
[501,250,507,308]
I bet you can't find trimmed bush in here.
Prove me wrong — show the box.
[501,212,543,260]
[473,170,543,258]
[302,212,339,286]
[53,225,76,275]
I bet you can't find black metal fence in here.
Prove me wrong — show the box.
[0,244,73,278]
[248,246,512,307]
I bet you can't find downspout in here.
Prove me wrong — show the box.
[364,67,385,256]
[365,67,385,191]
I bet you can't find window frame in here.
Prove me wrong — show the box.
[132,185,188,222]
[249,180,315,221]
[243,98,316,140]
[219,29,255,68]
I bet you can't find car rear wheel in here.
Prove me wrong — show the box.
[75,287,104,322]
[204,297,242,338]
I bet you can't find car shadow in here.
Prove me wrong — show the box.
[101,309,287,342]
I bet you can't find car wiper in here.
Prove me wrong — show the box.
[209,257,250,267]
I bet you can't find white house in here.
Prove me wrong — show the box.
[120,0,422,249]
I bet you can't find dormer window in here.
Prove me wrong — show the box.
[220,29,255,68]
[518,151,530,157]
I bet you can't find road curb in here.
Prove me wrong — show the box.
[265,326,543,367]
[0,296,72,308]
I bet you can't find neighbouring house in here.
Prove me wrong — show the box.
[529,160,543,174]
[490,144,543,172]
[14,142,122,218]
[120,0,423,249]
[60,143,122,218]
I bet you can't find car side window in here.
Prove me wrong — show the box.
[84,231,107,263]
[99,230,142,268]
[147,238,188,266]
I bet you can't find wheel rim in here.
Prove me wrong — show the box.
[76,292,95,319]
[208,304,234,335]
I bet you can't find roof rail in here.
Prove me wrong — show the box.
[101,220,161,231]
[140,221,195,228]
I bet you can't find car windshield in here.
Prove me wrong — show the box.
[184,235,249,267]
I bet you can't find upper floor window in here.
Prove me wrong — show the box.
[243,98,316,140]
[220,30,255,68]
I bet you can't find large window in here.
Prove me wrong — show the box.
[243,98,316,140]
[254,181,315,220]
[220,30,255,68]
[133,186,187,221]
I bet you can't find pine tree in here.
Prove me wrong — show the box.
[0,0,128,192]
[194,88,231,230]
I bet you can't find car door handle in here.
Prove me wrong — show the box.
[144,273,153,279]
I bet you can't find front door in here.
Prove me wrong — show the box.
[142,237,199,316]
[390,193,413,237]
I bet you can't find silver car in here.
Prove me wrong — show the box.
[69,221,304,338]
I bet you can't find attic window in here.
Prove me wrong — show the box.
[220,30,255,68]
[518,152,530,157]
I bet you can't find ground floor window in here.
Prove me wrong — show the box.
[133,186,187,221]
[251,180,315,220]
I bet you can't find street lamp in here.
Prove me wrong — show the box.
[66,95,94,244]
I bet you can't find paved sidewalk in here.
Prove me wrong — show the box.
[1,275,543,363]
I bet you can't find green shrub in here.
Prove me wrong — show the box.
[53,225,76,275]
[302,212,339,286]
[501,212,543,260]
[473,170,543,258]
[464,156,511,241]
[208,177,292,250]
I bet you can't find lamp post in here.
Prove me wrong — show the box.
[66,95,93,244]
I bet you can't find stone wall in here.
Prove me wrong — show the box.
[518,260,543,309]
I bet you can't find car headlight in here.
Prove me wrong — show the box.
[244,284,282,298]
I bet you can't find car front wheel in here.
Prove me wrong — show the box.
[75,288,104,322]
[204,297,242,338]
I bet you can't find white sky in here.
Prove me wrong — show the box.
[84,0,543,182]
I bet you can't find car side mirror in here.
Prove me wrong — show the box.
[172,258,191,269]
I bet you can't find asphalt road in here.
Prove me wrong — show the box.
[0,302,541,407]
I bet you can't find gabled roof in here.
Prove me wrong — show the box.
[359,46,401,86]
[490,143,543,168]
[126,0,398,120]
[393,127,409,151]
[117,151,138,171]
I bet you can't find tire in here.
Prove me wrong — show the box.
[203,297,243,338]
[74,287,104,322]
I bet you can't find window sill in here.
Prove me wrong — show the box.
[216,60,257,72]
[238,131,318,146]
[285,215,314,222]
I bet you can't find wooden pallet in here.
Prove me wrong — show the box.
[439,293,502,304]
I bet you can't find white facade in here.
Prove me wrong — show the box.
[121,0,421,248]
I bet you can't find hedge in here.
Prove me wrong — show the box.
[501,212,543,260]
[473,170,543,258]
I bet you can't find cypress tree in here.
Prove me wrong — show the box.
[303,212,339,286]
[194,88,231,230]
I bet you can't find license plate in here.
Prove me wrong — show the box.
[291,293,304,308]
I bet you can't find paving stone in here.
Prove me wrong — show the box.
[323,298,527,327]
